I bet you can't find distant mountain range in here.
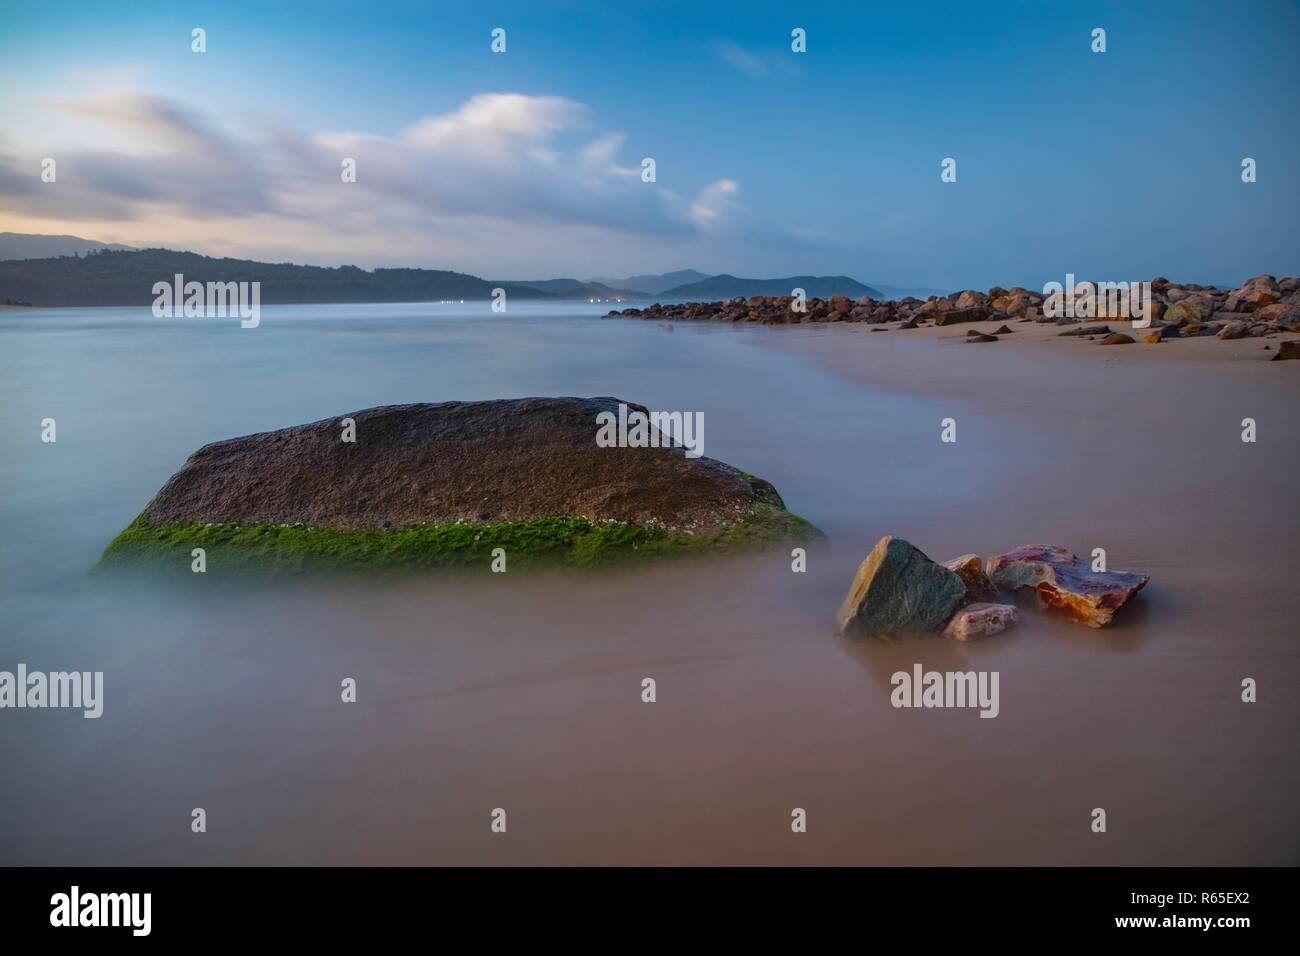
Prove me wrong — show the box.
[0,249,576,307]
[658,273,883,300]
[589,269,883,299]
[0,234,890,307]
[0,232,135,260]
[497,277,640,300]
[589,269,711,295]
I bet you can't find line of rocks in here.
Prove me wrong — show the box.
[835,537,1149,641]
[608,275,1300,358]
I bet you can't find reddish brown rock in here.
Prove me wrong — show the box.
[986,545,1149,628]
[932,307,990,326]
[1271,341,1300,361]
[1102,333,1136,345]
[943,554,999,604]
[944,602,1019,641]
[916,296,955,315]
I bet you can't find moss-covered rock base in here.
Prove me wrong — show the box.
[96,506,822,578]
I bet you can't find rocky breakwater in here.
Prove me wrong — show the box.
[97,397,820,575]
[609,275,1300,357]
[836,537,1148,640]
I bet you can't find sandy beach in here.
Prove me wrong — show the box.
[3,304,1295,866]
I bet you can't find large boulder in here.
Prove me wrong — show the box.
[986,545,1149,628]
[98,397,819,573]
[835,536,967,638]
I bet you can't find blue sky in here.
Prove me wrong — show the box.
[1,0,1296,288]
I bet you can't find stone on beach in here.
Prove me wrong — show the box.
[1164,297,1215,325]
[986,545,1149,628]
[1102,332,1136,345]
[932,307,990,326]
[1271,341,1300,361]
[943,553,999,604]
[98,397,819,573]
[835,536,967,639]
[944,602,1019,641]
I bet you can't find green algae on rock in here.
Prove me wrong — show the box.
[96,397,821,575]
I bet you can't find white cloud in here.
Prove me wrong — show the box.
[688,179,741,229]
[713,40,767,78]
[0,90,836,274]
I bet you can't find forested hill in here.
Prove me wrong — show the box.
[0,249,617,306]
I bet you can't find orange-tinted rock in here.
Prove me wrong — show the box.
[1165,297,1214,325]
[943,553,999,604]
[986,545,1149,628]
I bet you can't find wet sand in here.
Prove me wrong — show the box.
[2,308,1297,865]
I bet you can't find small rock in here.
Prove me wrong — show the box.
[992,324,1014,335]
[1059,325,1111,337]
[835,536,967,639]
[966,333,998,343]
[986,545,1149,628]
[1271,341,1300,361]
[944,603,1019,641]
[932,307,990,326]
[943,554,999,604]
[1102,333,1135,345]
